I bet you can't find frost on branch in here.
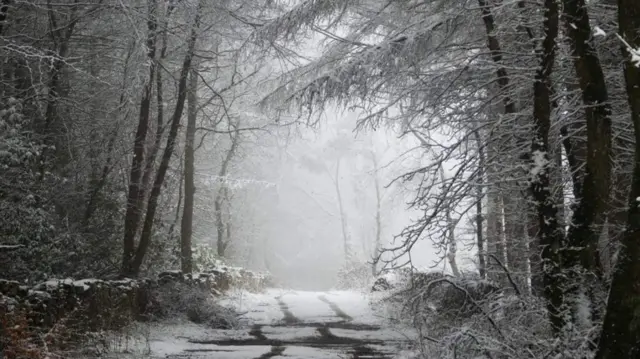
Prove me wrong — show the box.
[257,0,357,44]
[262,16,460,115]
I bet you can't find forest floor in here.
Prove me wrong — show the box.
[115,288,415,359]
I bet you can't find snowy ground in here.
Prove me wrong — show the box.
[120,288,415,358]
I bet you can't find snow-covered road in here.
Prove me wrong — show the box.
[146,289,414,358]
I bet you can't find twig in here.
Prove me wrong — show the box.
[488,253,523,297]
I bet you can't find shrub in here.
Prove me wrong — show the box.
[148,281,239,329]
[335,260,374,290]
[373,269,597,358]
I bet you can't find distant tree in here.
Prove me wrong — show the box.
[180,66,198,274]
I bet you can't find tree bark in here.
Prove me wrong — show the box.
[595,1,640,356]
[0,0,10,36]
[561,0,612,326]
[477,0,517,116]
[562,0,612,273]
[127,0,202,276]
[530,0,563,333]
[180,66,198,274]
[122,0,158,275]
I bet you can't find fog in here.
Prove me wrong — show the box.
[186,104,477,290]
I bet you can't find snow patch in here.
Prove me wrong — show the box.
[324,290,379,324]
[73,278,102,291]
[278,290,338,322]
[262,326,319,340]
[616,33,640,68]
[530,150,548,179]
[220,289,284,325]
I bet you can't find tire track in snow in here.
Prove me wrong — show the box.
[249,324,267,341]
[275,296,300,324]
[256,345,285,359]
[318,294,354,321]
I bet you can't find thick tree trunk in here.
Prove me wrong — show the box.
[561,0,612,326]
[128,1,202,276]
[477,0,517,116]
[530,0,563,333]
[595,1,640,356]
[180,67,197,274]
[562,0,612,272]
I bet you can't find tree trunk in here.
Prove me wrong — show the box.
[486,190,505,284]
[473,130,487,279]
[215,126,240,258]
[477,0,520,288]
[445,204,460,278]
[595,1,640,356]
[371,152,382,277]
[503,191,527,292]
[334,157,351,263]
[527,206,543,296]
[137,3,173,222]
[127,1,202,276]
[215,196,226,257]
[529,0,563,333]
[122,0,158,275]
[180,66,197,274]
[0,0,10,36]
[477,0,517,116]
[561,0,612,325]
[167,157,184,247]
